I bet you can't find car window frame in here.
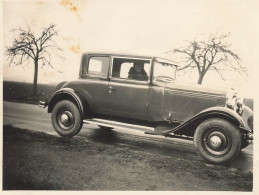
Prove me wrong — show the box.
[151,58,178,83]
[110,56,152,84]
[85,55,111,79]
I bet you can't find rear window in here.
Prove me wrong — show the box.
[88,57,109,78]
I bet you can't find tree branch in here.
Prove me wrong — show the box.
[169,33,246,84]
[213,66,225,81]
[5,24,62,72]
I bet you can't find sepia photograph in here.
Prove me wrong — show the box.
[2,0,257,192]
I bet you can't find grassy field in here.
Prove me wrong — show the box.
[3,81,57,104]
[3,125,253,191]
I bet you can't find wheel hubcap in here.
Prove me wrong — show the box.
[203,129,231,156]
[61,113,70,124]
[57,110,74,130]
[209,136,222,149]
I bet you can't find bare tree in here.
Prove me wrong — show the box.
[5,24,62,95]
[167,33,247,84]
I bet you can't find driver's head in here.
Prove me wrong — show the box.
[134,62,143,73]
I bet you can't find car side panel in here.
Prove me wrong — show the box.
[163,83,226,122]
[106,78,149,120]
[148,83,166,122]
[65,78,110,115]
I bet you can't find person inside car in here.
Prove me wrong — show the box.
[128,62,148,81]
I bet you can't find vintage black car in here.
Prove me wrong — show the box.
[39,52,253,164]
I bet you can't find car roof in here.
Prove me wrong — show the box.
[83,51,178,66]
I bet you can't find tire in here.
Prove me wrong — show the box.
[51,100,83,137]
[194,118,241,164]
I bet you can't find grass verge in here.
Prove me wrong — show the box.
[3,125,253,191]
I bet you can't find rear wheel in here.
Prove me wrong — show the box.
[51,100,83,137]
[194,118,241,164]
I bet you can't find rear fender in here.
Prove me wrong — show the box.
[48,88,89,117]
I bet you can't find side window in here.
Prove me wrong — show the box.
[112,58,150,81]
[119,62,134,78]
[153,62,176,80]
[88,57,109,78]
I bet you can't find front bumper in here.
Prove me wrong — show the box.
[39,101,48,108]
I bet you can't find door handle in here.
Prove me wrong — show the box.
[108,86,114,93]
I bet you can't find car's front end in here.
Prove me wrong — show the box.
[225,88,253,145]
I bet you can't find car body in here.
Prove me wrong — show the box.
[39,52,253,164]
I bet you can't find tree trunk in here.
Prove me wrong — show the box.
[197,73,204,84]
[32,59,38,95]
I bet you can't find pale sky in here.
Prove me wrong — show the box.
[2,0,259,97]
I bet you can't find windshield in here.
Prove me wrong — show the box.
[153,61,177,81]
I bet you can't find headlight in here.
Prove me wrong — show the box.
[248,116,253,132]
[236,97,244,115]
[236,97,244,107]
[226,88,244,115]
[226,88,237,109]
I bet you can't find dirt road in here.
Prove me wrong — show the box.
[3,101,253,190]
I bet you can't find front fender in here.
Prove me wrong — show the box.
[199,106,253,132]
[169,106,252,137]
[199,106,246,127]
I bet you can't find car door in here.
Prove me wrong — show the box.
[106,57,151,120]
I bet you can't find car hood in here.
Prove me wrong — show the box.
[162,81,228,121]
[165,81,227,97]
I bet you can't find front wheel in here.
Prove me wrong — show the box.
[194,118,241,164]
[51,100,83,137]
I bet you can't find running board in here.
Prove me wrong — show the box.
[145,129,193,140]
[84,118,193,140]
[83,118,154,132]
